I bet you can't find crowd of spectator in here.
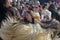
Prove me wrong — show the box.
[0,0,60,40]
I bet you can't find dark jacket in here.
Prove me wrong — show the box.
[49,4,58,18]
[49,4,60,22]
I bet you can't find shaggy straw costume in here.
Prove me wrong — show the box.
[0,17,52,40]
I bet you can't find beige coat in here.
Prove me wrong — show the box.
[0,17,52,40]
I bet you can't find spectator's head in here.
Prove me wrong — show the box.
[23,2,29,10]
[34,1,40,6]
[33,5,40,12]
[43,3,49,9]
[0,0,11,7]
[48,0,55,5]
[28,7,33,11]
[57,7,60,11]
[28,4,33,11]
[39,5,42,11]
[25,2,30,8]
[57,7,60,14]
[25,10,33,22]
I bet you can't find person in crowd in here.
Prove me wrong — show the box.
[39,5,43,19]
[25,10,43,32]
[41,3,52,22]
[39,5,42,12]
[28,4,33,11]
[40,3,59,29]
[25,10,34,24]
[0,0,20,28]
[48,0,60,22]
[55,7,60,39]
[54,2,59,10]
[33,5,40,23]
[57,7,60,22]
[48,0,58,19]
[57,7,60,15]
[21,3,29,19]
